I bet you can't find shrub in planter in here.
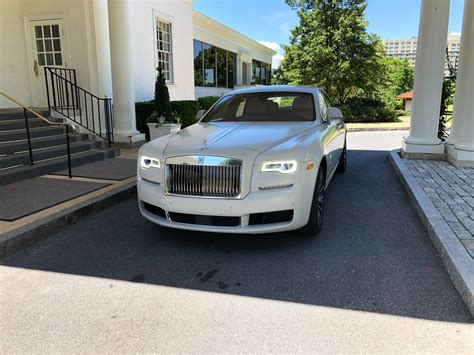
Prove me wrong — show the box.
[170,100,200,128]
[198,96,220,111]
[339,97,398,123]
[146,67,182,140]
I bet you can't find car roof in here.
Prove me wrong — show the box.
[227,85,320,95]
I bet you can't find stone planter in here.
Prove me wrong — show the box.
[147,123,182,141]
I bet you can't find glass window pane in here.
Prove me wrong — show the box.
[54,53,62,65]
[52,25,60,37]
[44,39,52,52]
[156,19,173,82]
[46,53,53,65]
[35,26,43,39]
[36,40,44,52]
[193,40,203,87]
[53,39,61,51]
[37,53,45,65]
[203,43,215,87]
[43,25,51,38]
[216,48,227,87]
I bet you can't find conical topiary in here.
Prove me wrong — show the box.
[153,66,172,120]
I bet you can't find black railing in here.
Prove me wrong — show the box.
[44,67,114,146]
[0,91,73,178]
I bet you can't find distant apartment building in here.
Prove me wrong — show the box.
[382,34,461,75]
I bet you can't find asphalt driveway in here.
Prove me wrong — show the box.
[1,131,472,352]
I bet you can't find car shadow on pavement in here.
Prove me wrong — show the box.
[2,149,472,323]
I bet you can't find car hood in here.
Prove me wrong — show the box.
[164,121,315,155]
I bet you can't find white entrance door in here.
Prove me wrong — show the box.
[26,18,68,107]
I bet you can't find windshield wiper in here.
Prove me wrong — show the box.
[208,118,224,122]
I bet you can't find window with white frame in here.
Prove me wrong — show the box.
[156,19,173,82]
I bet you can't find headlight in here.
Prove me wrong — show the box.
[261,160,297,174]
[140,156,160,169]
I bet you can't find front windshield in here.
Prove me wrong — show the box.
[202,92,316,122]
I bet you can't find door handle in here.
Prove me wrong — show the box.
[33,60,39,77]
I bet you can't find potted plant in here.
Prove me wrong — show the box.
[147,66,182,140]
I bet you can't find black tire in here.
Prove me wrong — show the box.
[336,144,347,174]
[300,165,325,237]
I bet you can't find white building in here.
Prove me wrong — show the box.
[382,34,461,74]
[0,0,275,146]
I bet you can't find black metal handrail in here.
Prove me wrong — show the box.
[44,67,114,147]
[0,91,73,178]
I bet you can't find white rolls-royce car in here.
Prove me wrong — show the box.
[138,86,346,236]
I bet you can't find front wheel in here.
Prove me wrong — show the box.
[300,165,325,237]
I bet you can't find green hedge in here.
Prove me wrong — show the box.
[339,97,398,123]
[136,100,201,140]
[172,100,200,128]
[197,96,220,110]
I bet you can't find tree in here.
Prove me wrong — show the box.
[271,66,289,85]
[153,66,172,119]
[281,0,384,104]
[376,57,414,110]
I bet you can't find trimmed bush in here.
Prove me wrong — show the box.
[198,96,220,110]
[136,100,154,140]
[136,99,201,140]
[339,97,398,123]
[171,100,200,128]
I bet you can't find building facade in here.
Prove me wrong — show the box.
[382,34,461,74]
[0,0,275,146]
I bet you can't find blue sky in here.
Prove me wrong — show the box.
[193,0,464,67]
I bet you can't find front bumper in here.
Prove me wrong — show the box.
[137,173,315,234]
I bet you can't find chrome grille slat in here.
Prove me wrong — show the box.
[167,162,241,198]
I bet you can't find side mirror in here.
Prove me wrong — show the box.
[327,107,343,120]
[195,109,206,120]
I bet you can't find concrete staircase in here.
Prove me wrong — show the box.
[0,108,117,185]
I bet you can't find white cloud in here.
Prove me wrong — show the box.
[258,41,285,68]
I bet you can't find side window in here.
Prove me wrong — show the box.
[318,93,328,122]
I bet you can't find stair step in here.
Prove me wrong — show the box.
[0,141,105,170]
[0,125,66,142]
[0,118,52,132]
[0,133,90,156]
[0,108,50,121]
[0,148,118,186]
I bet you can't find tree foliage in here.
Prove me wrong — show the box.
[281,0,385,104]
[153,66,172,120]
[376,57,414,110]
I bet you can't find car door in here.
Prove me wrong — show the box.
[322,91,345,161]
[318,92,339,175]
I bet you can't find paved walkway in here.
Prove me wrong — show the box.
[405,159,474,258]
[1,131,471,353]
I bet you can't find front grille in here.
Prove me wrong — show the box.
[167,164,241,198]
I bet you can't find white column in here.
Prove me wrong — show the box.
[107,0,145,146]
[93,0,113,98]
[446,0,474,167]
[401,0,450,158]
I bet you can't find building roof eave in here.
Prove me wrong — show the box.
[192,9,277,57]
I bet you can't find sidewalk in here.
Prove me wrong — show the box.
[0,156,137,258]
[345,116,410,131]
[390,151,474,316]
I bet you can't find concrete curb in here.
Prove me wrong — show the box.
[389,149,474,316]
[347,126,409,132]
[0,181,137,259]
